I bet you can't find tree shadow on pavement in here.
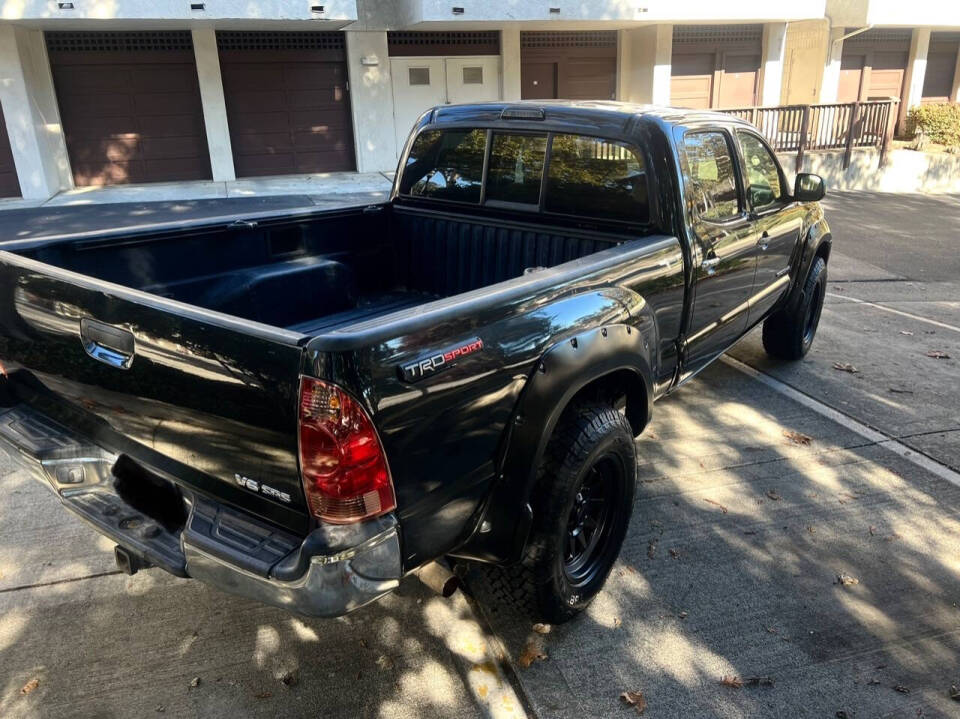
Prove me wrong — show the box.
[464,361,960,718]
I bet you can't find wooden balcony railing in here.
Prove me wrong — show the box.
[717,99,899,171]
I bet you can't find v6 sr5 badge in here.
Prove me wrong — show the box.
[398,337,484,383]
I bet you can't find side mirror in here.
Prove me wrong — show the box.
[794,173,825,202]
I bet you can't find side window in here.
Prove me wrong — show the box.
[486,133,548,205]
[681,132,740,222]
[399,129,486,203]
[737,131,783,210]
[544,134,648,223]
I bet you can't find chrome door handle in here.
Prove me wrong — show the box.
[757,231,770,250]
[701,256,721,273]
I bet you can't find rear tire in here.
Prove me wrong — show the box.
[477,403,636,623]
[762,256,827,360]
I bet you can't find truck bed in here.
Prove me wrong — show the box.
[11,203,628,335]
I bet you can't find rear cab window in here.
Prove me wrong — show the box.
[398,127,651,226]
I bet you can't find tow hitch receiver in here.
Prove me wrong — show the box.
[114,545,152,576]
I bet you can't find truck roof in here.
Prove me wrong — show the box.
[427,100,753,134]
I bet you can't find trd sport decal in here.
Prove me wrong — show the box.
[398,337,484,383]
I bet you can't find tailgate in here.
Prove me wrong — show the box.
[0,251,309,533]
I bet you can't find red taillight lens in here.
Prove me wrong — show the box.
[298,377,395,524]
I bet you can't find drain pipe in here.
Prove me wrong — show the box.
[415,561,460,597]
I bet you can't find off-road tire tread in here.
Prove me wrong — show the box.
[762,256,827,360]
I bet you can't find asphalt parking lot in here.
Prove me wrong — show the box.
[2,191,959,718]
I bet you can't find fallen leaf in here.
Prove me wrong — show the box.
[836,573,860,586]
[669,548,680,559]
[744,676,775,687]
[894,685,910,694]
[868,678,881,685]
[189,677,201,688]
[620,690,646,714]
[532,623,551,635]
[20,678,39,695]
[704,498,729,514]
[888,387,914,394]
[376,655,394,671]
[950,684,960,701]
[254,691,273,699]
[926,350,951,359]
[766,489,782,501]
[900,330,914,336]
[766,626,777,634]
[677,611,688,619]
[836,712,849,719]
[613,617,622,628]
[156,706,166,714]
[517,644,548,668]
[783,429,812,445]
[832,362,859,373]
[647,541,657,559]
[869,525,876,536]
[720,675,744,689]
[744,530,758,536]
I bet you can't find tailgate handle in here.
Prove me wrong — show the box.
[80,319,135,370]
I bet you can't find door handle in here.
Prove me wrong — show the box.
[80,318,135,370]
[757,230,770,250]
[701,256,721,274]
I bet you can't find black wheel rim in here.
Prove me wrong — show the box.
[802,276,825,346]
[563,456,624,587]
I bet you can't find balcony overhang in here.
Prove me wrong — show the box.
[376,0,827,30]
[1,0,357,29]
[827,0,960,29]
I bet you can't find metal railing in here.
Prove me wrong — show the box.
[717,99,899,171]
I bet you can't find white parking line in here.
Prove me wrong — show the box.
[721,355,960,489]
[827,292,960,334]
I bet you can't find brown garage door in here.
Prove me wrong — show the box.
[520,32,617,101]
[0,101,21,198]
[840,29,911,103]
[218,32,355,177]
[923,32,960,103]
[46,31,211,187]
[671,25,762,109]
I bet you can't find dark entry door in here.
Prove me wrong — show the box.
[522,61,557,99]
[218,31,355,177]
[520,31,617,100]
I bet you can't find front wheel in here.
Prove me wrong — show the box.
[762,256,827,360]
[477,403,637,623]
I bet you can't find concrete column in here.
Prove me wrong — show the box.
[501,26,521,101]
[900,27,931,131]
[0,26,71,200]
[620,24,672,105]
[952,46,960,102]
[760,23,788,107]
[820,26,845,104]
[192,28,235,182]
[345,31,398,173]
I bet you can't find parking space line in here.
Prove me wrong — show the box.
[721,355,960,489]
[827,292,960,334]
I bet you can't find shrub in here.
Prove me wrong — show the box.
[905,103,960,147]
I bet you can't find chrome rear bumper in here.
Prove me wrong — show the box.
[0,403,401,617]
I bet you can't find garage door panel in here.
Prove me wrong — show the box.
[671,53,714,108]
[218,31,355,176]
[47,31,211,186]
[520,31,617,101]
[718,54,759,107]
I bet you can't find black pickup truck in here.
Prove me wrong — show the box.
[0,102,830,623]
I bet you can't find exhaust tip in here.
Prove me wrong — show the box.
[416,561,460,598]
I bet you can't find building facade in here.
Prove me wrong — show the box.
[0,0,957,200]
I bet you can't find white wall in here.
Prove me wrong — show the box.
[820,25,845,103]
[901,28,931,130]
[192,28,234,182]
[345,31,398,173]
[0,25,70,199]
[619,25,672,105]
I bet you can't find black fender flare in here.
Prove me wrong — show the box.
[453,319,656,564]
[784,212,832,314]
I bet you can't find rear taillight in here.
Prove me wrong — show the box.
[298,377,395,524]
